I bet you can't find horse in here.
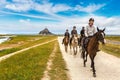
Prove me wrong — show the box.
[70,34,78,56]
[78,35,85,55]
[63,36,69,52]
[81,27,106,77]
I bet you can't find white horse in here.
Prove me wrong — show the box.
[70,34,78,56]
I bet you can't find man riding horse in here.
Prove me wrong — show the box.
[62,29,70,44]
[79,27,85,46]
[83,18,100,51]
[70,26,78,45]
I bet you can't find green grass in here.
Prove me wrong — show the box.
[0,41,56,80]
[100,43,120,57]
[0,48,20,57]
[49,42,69,80]
[0,35,57,57]
[100,36,120,57]
[2,35,52,44]
[106,36,120,41]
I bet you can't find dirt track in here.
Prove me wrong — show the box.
[58,37,120,80]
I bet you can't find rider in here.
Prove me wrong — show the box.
[79,27,85,45]
[85,18,96,37]
[62,29,70,44]
[80,27,85,37]
[70,26,78,44]
[84,18,100,51]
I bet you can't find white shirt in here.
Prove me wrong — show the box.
[85,25,96,37]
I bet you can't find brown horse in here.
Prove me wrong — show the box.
[63,36,69,52]
[81,27,106,77]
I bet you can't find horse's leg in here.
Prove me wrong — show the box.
[90,55,93,69]
[76,46,78,54]
[73,47,75,55]
[66,45,68,52]
[65,45,67,52]
[90,55,96,77]
[75,46,77,55]
[85,51,88,63]
[70,45,71,49]
[73,47,75,56]
[82,50,86,67]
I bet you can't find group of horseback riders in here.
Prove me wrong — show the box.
[62,18,100,51]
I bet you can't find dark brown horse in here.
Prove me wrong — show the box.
[81,27,106,77]
[63,36,69,52]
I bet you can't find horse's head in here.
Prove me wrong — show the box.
[96,27,106,44]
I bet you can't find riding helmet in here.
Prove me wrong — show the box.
[89,18,94,21]
[73,26,76,28]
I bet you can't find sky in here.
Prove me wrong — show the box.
[0,0,120,35]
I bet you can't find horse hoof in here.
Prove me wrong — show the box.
[93,74,96,77]
[84,65,86,67]
[90,68,93,71]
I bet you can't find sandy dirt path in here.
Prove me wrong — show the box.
[0,39,57,62]
[58,37,120,80]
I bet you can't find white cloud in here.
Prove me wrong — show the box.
[4,0,71,14]
[0,15,120,35]
[33,2,53,14]
[52,4,71,13]
[33,2,71,15]
[5,0,32,12]
[19,19,30,23]
[0,10,57,20]
[12,0,32,3]
[75,3,105,13]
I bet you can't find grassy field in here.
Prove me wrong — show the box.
[100,36,120,57]
[0,35,57,57]
[0,38,69,80]
[105,36,120,41]
[100,43,120,57]
[0,41,55,80]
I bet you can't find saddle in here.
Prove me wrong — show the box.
[82,36,92,49]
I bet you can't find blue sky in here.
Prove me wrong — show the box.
[0,0,120,35]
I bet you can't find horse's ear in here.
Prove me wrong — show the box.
[103,28,105,32]
[97,27,99,32]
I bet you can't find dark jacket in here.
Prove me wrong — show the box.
[80,29,85,37]
[64,32,70,38]
[71,30,77,37]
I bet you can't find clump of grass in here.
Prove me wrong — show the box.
[49,42,69,80]
[0,41,56,80]
[100,43,120,57]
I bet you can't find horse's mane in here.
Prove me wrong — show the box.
[93,31,99,37]
[93,29,104,37]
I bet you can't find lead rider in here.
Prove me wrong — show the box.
[85,18,96,37]
[84,18,100,51]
